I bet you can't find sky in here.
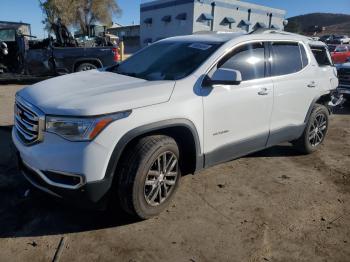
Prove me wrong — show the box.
[0,0,349,39]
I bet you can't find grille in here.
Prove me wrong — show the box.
[14,97,44,145]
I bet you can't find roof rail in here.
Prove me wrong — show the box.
[193,30,246,35]
[250,28,314,40]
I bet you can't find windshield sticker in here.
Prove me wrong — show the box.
[189,43,212,50]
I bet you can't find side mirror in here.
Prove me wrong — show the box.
[209,68,242,85]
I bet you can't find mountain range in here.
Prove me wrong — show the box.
[285,13,350,36]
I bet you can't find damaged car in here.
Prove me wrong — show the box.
[336,58,350,102]
[0,22,119,81]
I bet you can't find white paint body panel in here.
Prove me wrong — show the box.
[203,78,273,153]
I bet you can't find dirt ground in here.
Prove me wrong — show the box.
[0,84,349,262]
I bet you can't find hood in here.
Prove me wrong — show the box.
[18,70,175,116]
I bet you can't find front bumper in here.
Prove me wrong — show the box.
[12,127,114,207]
[17,153,113,208]
[337,86,350,96]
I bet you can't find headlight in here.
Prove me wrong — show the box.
[45,111,131,141]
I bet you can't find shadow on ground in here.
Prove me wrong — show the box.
[0,126,302,238]
[0,126,139,238]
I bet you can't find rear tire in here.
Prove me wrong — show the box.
[117,135,181,219]
[76,63,98,72]
[292,104,329,154]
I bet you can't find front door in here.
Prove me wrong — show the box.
[202,42,273,167]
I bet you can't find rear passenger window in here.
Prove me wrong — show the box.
[270,42,302,76]
[218,42,265,81]
[310,45,333,66]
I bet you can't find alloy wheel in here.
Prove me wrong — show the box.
[144,151,179,206]
[308,113,327,147]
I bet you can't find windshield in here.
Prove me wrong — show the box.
[0,29,16,41]
[111,41,222,80]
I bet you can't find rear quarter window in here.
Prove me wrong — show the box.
[310,45,333,66]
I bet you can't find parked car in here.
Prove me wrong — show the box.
[331,45,350,64]
[13,31,338,219]
[327,44,337,53]
[321,35,350,45]
[338,35,350,44]
[336,60,350,101]
[0,26,118,79]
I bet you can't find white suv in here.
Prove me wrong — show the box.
[13,31,338,219]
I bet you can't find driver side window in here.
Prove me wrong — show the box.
[218,42,266,81]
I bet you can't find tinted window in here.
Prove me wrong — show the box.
[0,29,16,41]
[310,45,333,66]
[218,42,265,81]
[271,42,302,76]
[111,41,222,81]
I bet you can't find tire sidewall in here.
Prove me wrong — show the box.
[76,63,97,72]
[132,139,181,219]
[304,105,329,152]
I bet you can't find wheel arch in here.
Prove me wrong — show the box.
[104,119,204,182]
[304,94,332,123]
[73,58,103,72]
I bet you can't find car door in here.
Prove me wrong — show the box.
[25,48,54,76]
[267,41,319,146]
[202,42,273,167]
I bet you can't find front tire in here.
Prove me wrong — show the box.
[117,135,181,219]
[293,104,329,154]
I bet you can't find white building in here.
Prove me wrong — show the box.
[140,0,286,46]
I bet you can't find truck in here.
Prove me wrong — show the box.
[0,22,118,82]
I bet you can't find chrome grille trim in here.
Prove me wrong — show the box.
[15,114,38,132]
[14,96,45,145]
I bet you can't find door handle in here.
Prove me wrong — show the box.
[258,88,269,95]
[307,81,316,88]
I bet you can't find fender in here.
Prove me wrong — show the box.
[103,119,203,181]
[304,93,332,123]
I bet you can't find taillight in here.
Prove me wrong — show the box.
[112,47,120,62]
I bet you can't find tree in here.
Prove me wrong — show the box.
[284,20,302,34]
[39,0,122,35]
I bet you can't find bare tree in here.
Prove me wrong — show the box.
[39,0,122,35]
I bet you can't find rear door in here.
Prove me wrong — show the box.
[267,41,318,146]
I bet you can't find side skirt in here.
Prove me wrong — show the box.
[202,124,306,169]
[266,124,306,147]
[204,133,268,168]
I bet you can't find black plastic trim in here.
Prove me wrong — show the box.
[103,119,203,181]
[18,153,111,207]
[266,125,306,147]
[205,123,307,168]
[204,132,268,168]
[304,97,319,123]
